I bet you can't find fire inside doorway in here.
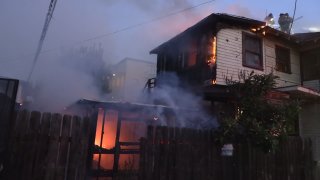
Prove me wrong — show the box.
[74,99,184,179]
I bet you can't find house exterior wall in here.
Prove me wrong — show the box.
[299,102,320,161]
[110,58,156,102]
[215,28,301,88]
[110,60,127,100]
[123,59,156,101]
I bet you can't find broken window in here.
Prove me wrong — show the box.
[276,46,291,73]
[242,32,263,70]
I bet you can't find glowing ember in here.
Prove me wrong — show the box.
[207,36,217,65]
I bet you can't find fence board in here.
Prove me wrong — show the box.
[6,110,29,180]
[45,113,62,180]
[66,116,81,180]
[55,115,72,180]
[76,117,91,180]
[4,110,92,180]
[15,110,30,180]
[139,126,316,180]
[33,112,51,180]
[23,111,41,180]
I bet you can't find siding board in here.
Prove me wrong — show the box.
[216,28,301,87]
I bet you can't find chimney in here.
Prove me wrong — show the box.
[264,13,275,26]
[278,13,293,34]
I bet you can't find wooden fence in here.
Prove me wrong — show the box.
[139,126,315,180]
[2,110,92,180]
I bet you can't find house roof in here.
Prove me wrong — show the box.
[117,57,155,66]
[150,13,266,54]
[150,13,320,54]
[294,32,320,42]
[277,85,320,100]
[74,98,198,112]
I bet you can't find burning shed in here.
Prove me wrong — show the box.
[72,98,200,178]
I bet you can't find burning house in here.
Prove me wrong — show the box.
[68,13,320,178]
[150,13,320,162]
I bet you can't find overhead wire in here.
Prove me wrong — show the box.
[79,0,215,43]
[27,0,58,81]
[289,0,298,34]
[0,0,215,67]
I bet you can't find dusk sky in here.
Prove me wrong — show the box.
[1,0,320,80]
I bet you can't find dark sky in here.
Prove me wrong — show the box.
[1,0,319,80]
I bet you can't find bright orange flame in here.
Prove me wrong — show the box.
[93,109,147,170]
[207,36,217,65]
[251,28,257,32]
[94,109,117,149]
[212,36,217,64]
[212,79,217,85]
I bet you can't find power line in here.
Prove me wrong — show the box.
[289,0,298,34]
[80,0,215,43]
[0,0,215,66]
[27,0,58,81]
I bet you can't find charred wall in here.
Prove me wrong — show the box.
[156,31,217,88]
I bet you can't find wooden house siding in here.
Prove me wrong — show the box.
[216,28,301,88]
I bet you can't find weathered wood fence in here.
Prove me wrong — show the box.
[2,110,92,180]
[139,126,315,180]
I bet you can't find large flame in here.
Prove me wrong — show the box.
[93,108,146,170]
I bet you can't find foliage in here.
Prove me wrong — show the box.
[215,71,300,152]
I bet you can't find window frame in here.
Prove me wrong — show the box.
[242,32,264,70]
[275,45,291,74]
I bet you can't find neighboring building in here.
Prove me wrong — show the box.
[150,13,320,161]
[0,77,19,172]
[109,58,156,102]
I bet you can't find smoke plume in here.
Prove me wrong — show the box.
[140,72,218,129]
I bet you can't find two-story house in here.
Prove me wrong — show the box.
[150,13,320,161]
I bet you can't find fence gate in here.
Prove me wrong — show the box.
[0,77,19,175]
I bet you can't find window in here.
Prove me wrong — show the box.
[276,46,291,73]
[242,32,263,70]
[301,49,320,81]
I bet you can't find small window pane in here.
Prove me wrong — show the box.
[245,52,261,68]
[276,46,291,73]
[242,32,262,70]
[245,36,260,53]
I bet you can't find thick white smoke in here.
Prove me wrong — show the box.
[140,72,218,129]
